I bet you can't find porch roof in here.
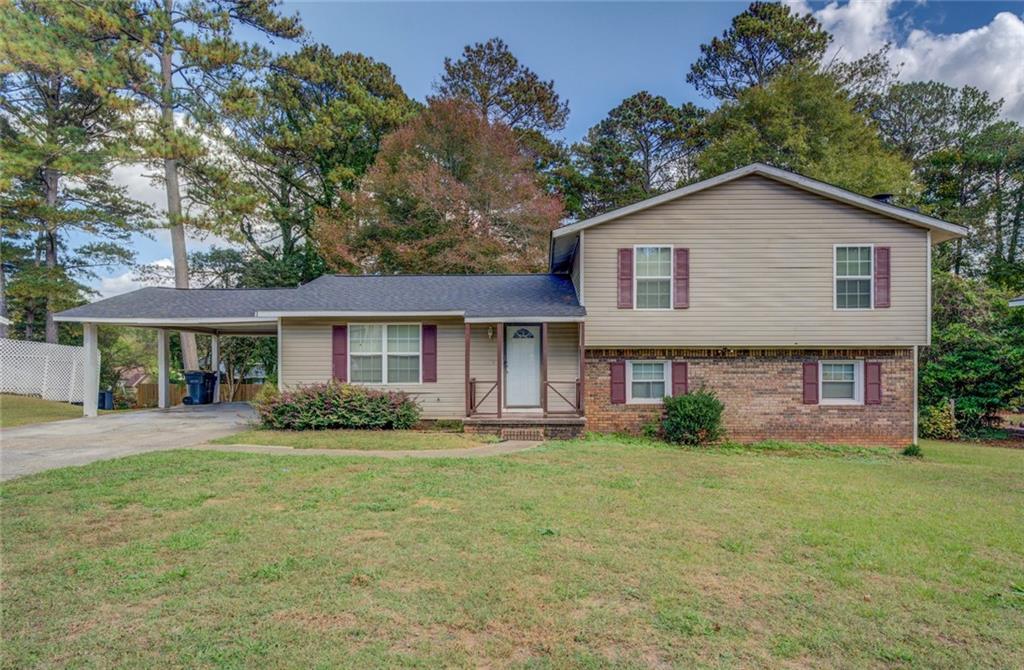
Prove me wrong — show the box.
[54,274,585,330]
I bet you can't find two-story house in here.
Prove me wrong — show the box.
[57,164,967,446]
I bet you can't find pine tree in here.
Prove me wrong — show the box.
[184,45,417,286]
[0,0,152,342]
[73,0,302,366]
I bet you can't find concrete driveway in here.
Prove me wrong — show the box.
[0,403,255,481]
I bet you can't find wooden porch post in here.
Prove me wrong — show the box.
[578,322,585,416]
[464,323,471,417]
[540,322,549,416]
[496,323,503,419]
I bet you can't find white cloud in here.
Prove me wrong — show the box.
[789,0,1024,121]
[111,163,167,212]
[96,259,174,298]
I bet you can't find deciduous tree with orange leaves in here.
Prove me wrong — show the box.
[314,99,562,274]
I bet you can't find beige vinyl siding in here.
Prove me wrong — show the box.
[280,317,581,418]
[581,175,930,347]
[546,323,580,412]
[280,317,465,419]
[468,324,498,415]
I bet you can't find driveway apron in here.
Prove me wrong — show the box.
[0,403,255,481]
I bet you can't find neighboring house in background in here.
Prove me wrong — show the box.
[117,366,152,389]
[55,164,967,446]
[1010,296,1024,308]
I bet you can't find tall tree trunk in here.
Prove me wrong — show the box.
[0,245,8,340]
[1008,187,1022,264]
[44,167,59,344]
[160,0,198,369]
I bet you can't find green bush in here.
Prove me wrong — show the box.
[920,274,1024,436]
[661,390,725,446]
[251,381,280,408]
[254,382,421,430]
[902,444,923,458]
[919,403,958,440]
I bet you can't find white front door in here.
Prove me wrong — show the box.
[505,325,541,408]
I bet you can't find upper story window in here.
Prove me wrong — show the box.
[349,324,421,384]
[635,246,672,309]
[835,245,872,309]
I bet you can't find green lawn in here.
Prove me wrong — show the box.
[211,428,494,450]
[0,393,83,427]
[2,438,1022,668]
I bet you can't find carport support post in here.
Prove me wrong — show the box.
[83,322,99,417]
[157,329,170,409]
[211,335,221,404]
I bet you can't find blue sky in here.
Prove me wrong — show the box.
[280,1,1023,142]
[98,1,1024,296]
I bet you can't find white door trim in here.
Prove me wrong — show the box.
[503,324,542,409]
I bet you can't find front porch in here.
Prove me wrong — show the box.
[463,321,585,417]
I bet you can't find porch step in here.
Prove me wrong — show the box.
[500,427,545,442]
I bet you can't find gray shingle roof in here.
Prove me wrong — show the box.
[55,287,292,320]
[56,274,584,321]
[290,274,583,317]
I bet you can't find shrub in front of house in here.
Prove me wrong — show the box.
[661,390,725,446]
[254,382,421,430]
[918,403,958,440]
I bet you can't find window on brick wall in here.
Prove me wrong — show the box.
[819,360,863,404]
[627,361,669,403]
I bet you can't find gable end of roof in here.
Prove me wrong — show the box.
[551,163,968,245]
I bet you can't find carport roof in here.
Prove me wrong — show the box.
[54,274,585,328]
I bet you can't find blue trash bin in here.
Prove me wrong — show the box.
[97,390,113,410]
[184,370,211,404]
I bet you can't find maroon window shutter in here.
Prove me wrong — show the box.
[610,361,626,404]
[674,248,690,309]
[874,246,891,308]
[332,325,347,382]
[422,324,437,382]
[865,362,882,405]
[671,362,689,396]
[802,362,818,404]
[617,249,633,309]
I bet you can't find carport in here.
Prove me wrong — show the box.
[54,288,287,416]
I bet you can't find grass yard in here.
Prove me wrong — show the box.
[211,428,494,451]
[2,437,1022,668]
[0,393,83,428]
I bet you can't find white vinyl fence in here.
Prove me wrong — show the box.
[0,338,95,403]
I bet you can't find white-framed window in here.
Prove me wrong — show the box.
[349,323,421,384]
[834,245,873,310]
[627,360,670,403]
[635,245,673,310]
[819,360,863,405]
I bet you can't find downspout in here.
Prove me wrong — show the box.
[912,344,919,446]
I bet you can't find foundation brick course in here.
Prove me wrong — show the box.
[464,418,586,440]
[585,348,914,447]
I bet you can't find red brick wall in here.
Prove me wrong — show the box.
[585,348,914,447]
